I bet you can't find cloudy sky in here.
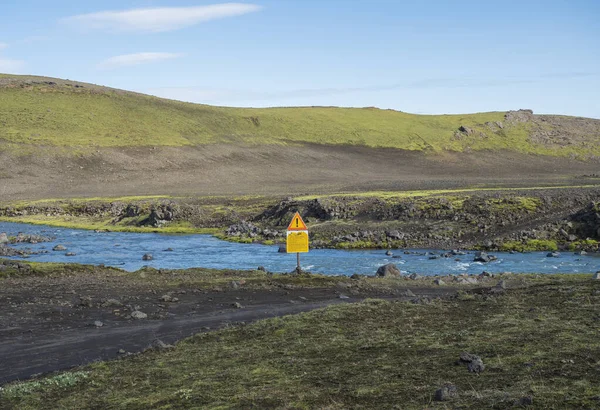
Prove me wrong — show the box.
[1,0,599,117]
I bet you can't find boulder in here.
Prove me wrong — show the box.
[434,383,458,401]
[130,310,148,320]
[142,253,153,261]
[434,278,446,286]
[459,352,485,373]
[385,250,393,256]
[0,233,8,244]
[473,251,491,263]
[592,272,600,280]
[376,263,401,277]
[547,252,560,258]
[53,244,67,251]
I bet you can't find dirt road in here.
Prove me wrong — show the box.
[0,271,455,385]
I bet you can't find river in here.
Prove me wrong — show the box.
[1,222,598,275]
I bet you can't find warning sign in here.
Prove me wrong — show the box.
[287,212,308,231]
[286,231,309,253]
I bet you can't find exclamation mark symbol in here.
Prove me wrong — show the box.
[296,218,299,228]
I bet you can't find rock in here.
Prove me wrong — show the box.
[231,302,243,309]
[142,253,153,261]
[79,296,93,307]
[101,298,122,307]
[376,263,401,277]
[163,248,174,252]
[338,294,350,299]
[397,289,416,297]
[547,252,560,258]
[278,245,286,253]
[409,273,421,280]
[350,274,361,280]
[130,310,148,320]
[0,233,8,244]
[53,244,67,251]
[592,272,600,280]
[65,252,76,257]
[474,251,492,263]
[496,280,507,289]
[149,339,174,350]
[458,125,474,135]
[159,294,178,302]
[434,278,446,286]
[575,250,587,256]
[93,320,104,328]
[434,383,458,401]
[229,281,240,289]
[518,396,533,406]
[385,250,393,256]
[257,266,266,272]
[459,352,485,373]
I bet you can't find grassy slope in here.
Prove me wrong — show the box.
[1,74,598,157]
[2,274,599,409]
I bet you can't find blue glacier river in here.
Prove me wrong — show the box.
[1,222,598,275]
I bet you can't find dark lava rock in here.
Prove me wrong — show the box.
[142,253,153,261]
[434,383,458,401]
[257,266,266,272]
[459,352,485,373]
[517,396,533,406]
[474,251,496,263]
[385,250,393,256]
[376,263,401,277]
[547,252,560,258]
[163,248,174,252]
[350,274,361,280]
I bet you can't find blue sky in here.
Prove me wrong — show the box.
[1,0,599,117]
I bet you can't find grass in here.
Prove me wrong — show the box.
[2,274,599,409]
[294,185,600,201]
[0,215,218,234]
[1,74,599,158]
[500,239,559,252]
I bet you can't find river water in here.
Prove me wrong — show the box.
[1,222,598,276]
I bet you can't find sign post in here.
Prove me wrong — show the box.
[286,212,309,273]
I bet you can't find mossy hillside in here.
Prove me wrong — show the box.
[2,275,599,409]
[1,74,599,157]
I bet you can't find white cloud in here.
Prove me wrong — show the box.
[98,52,183,69]
[0,42,8,50]
[0,59,25,73]
[64,3,261,33]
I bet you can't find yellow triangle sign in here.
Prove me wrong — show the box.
[287,212,308,231]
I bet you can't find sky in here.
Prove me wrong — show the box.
[1,0,599,117]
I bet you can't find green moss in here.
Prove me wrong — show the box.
[500,239,558,252]
[0,215,218,234]
[568,239,600,251]
[3,276,600,409]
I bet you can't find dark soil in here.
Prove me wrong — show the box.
[0,270,455,385]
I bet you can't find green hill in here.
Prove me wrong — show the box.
[1,74,599,158]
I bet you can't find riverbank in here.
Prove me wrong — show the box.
[1,186,600,253]
[1,261,599,408]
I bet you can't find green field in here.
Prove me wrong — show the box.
[2,74,599,157]
[2,273,599,409]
